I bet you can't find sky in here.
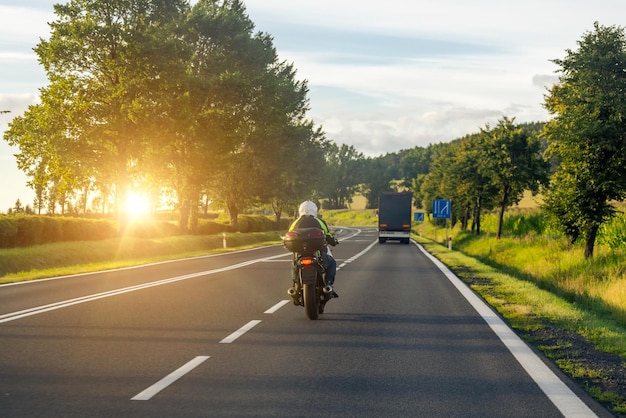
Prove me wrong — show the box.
[1,0,625,212]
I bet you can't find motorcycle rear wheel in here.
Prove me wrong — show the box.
[303,283,319,320]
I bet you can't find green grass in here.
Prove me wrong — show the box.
[0,231,283,283]
[323,209,378,227]
[418,235,626,353]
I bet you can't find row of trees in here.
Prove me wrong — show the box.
[412,22,626,258]
[4,0,330,232]
[3,3,625,258]
[415,118,549,240]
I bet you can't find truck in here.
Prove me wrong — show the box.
[377,192,412,244]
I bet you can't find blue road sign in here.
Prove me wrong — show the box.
[432,199,451,219]
[414,212,424,222]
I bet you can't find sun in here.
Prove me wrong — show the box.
[126,191,151,216]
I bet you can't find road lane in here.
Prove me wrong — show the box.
[0,227,608,417]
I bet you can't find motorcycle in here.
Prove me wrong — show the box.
[282,227,335,320]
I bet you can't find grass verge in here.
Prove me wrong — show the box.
[0,231,283,284]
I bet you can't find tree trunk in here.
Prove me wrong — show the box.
[584,223,599,259]
[475,196,482,235]
[179,198,190,234]
[228,202,239,230]
[461,205,469,230]
[189,200,198,233]
[271,199,283,229]
[496,185,511,240]
[116,169,129,235]
[496,202,506,239]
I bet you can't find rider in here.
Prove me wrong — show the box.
[289,200,339,297]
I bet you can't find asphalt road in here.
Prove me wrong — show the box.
[0,227,610,417]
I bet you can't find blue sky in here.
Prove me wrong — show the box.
[1,0,625,211]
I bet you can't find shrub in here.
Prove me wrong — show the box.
[42,217,63,243]
[502,212,546,236]
[124,221,178,239]
[195,219,233,235]
[599,210,626,250]
[0,213,290,248]
[0,216,18,248]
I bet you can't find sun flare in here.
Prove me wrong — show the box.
[126,191,151,216]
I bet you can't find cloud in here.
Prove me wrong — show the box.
[314,102,525,156]
[0,93,39,117]
[0,5,52,41]
[533,74,560,89]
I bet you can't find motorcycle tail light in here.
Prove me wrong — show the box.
[300,257,314,267]
[307,230,324,238]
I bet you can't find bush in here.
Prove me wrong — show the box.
[195,219,233,235]
[42,217,63,243]
[237,215,277,233]
[123,221,178,239]
[0,213,291,249]
[0,215,118,248]
[502,212,546,236]
[599,210,626,250]
[0,216,18,248]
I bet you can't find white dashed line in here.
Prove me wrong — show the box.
[131,356,210,401]
[219,320,262,344]
[265,300,290,314]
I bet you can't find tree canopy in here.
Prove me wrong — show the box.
[4,0,325,230]
[543,22,626,257]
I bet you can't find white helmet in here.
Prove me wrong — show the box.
[298,201,318,217]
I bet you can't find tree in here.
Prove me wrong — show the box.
[477,117,549,239]
[543,22,626,258]
[264,123,328,226]
[418,136,497,234]
[320,144,364,209]
[361,156,395,209]
[31,0,188,227]
[178,0,319,230]
[3,80,91,215]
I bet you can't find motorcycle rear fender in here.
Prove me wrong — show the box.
[300,267,317,285]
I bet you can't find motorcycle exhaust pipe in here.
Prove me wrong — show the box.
[323,285,333,294]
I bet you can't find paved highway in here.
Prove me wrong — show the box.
[0,227,609,417]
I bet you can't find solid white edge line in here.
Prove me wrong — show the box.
[415,243,598,418]
[131,356,210,401]
[219,320,262,344]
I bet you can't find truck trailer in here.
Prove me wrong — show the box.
[378,192,412,244]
